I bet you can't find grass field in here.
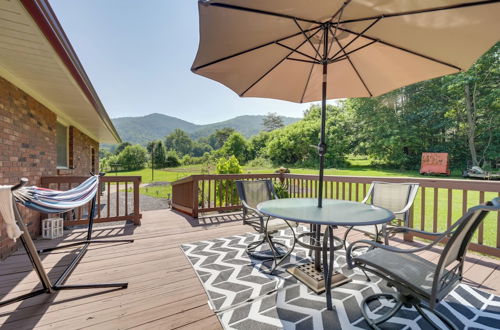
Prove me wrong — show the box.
[111,163,464,185]
[111,164,498,248]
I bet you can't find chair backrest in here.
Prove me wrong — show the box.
[236,180,276,209]
[365,182,419,219]
[431,197,500,304]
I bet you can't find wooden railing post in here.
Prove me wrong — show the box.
[133,177,141,225]
[192,177,199,218]
[404,206,414,242]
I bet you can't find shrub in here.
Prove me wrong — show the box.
[215,156,243,206]
[274,181,289,199]
[246,157,272,168]
[116,145,148,171]
[165,150,181,167]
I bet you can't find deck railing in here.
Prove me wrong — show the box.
[172,173,500,257]
[40,176,142,226]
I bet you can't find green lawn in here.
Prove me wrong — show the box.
[110,168,197,184]
[139,185,172,199]
[110,164,463,184]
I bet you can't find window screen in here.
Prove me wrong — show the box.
[56,123,68,168]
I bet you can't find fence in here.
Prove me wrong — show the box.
[172,173,500,257]
[40,176,142,226]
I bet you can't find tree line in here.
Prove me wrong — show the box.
[101,42,498,172]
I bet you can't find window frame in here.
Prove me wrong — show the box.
[56,121,70,169]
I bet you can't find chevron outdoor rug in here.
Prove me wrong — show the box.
[181,227,500,330]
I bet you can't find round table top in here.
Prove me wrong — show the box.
[257,198,394,226]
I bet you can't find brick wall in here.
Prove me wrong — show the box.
[0,76,99,259]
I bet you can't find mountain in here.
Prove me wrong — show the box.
[111,113,301,145]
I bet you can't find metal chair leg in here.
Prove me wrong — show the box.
[361,292,403,329]
[416,304,459,330]
[343,226,353,250]
[246,217,289,262]
[360,268,371,282]
[267,220,297,274]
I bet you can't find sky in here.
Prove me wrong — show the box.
[49,0,325,124]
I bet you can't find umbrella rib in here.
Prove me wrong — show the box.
[293,18,322,59]
[300,57,315,103]
[276,42,320,63]
[329,17,381,61]
[192,25,321,71]
[327,1,350,55]
[300,55,319,103]
[337,27,463,71]
[288,58,319,64]
[336,0,500,25]
[330,40,377,63]
[327,0,352,24]
[239,28,323,97]
[335,37,373,97]
[207,3,322,25]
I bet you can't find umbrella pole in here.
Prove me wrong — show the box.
[313,25,329,272]
[318,60,327,209]
[317,24,328,209]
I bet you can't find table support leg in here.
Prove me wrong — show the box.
[323,225,335,310]
[314,224,322,271]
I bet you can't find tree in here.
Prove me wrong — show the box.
[191,141,213,157]
[116,145,148,170]
[165,150,181,167]
[446,43,499,166]
[248,131,270,159]
[114,142,132,155]
[208,127,235,149]
[99,148,111,159]
[262,112,284,132]
[265,104,349,167]
[165,129,193,156]
[220,132,249,163]
[149,140,167,169]
[341,42,499,169]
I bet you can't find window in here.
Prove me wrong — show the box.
[56,122,68,168]
[91,147,96,173]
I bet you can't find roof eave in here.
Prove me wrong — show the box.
[19,0,121,144]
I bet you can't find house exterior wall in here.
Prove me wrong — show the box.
[0,76,99,259]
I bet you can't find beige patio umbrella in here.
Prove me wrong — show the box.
[191,0,500,207]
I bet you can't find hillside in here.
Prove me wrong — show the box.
[111,113,300,145]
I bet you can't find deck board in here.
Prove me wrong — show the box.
[0,209,498,329]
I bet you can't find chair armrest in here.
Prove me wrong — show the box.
[392,184,420,215]
[346,238,436,269]
[241,200,264,217]
[361,184,375,204]
[386,226,449,237]
[346,240,434,269]
[393,204,413,215]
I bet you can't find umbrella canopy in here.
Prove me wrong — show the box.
[191,0,500,206]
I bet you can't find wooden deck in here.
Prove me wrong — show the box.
[0,209,499,330]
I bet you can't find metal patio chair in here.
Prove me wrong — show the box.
[236,180,296,273]
[343,181,419,248]
[346,197,500,330]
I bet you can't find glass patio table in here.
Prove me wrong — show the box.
[257,198,394,310]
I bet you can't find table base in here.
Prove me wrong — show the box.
[287,261,351,294]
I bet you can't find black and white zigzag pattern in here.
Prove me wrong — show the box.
[181,228,500,329]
